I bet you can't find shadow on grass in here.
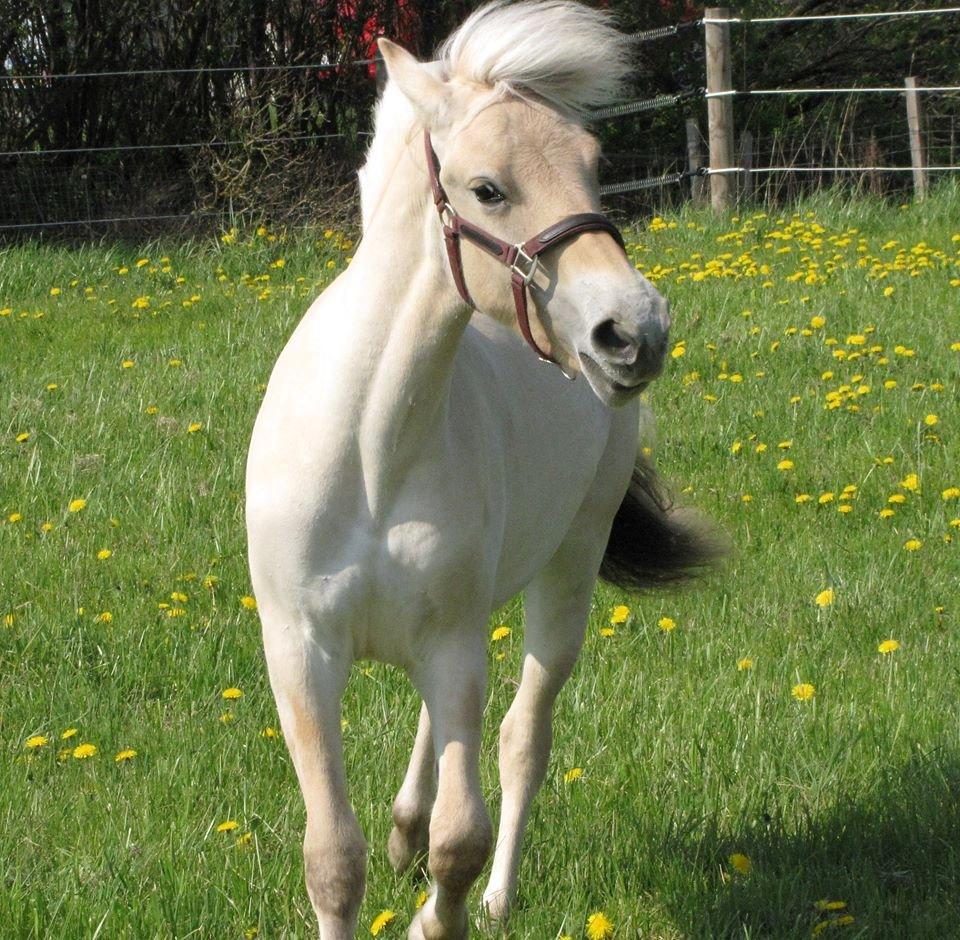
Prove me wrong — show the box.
[664,748,960,937]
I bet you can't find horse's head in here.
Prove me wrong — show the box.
[377,1,670,407]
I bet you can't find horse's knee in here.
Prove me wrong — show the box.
[428,809,492,894]
[303,822,367,921]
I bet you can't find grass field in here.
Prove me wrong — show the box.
[2,186,959,939]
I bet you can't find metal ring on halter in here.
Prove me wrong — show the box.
[510,247,540,286]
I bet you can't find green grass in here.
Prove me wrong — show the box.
[2,187,959,939]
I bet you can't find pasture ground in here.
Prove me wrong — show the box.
[2,187,959,938]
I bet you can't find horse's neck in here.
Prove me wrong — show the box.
[321,136,469,515]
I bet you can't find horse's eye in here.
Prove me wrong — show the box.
[471,182,505,205]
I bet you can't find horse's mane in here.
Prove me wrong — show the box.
[438,0,635,117]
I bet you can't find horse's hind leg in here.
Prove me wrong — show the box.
[261,615,365,940]
[481,528,607,923]
[408,629,492,940]
[389,701,435,873]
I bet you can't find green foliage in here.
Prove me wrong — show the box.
[1,188,959,936]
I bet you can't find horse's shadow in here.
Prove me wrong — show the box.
[654,747,960,937]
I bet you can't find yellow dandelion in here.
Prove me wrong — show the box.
[72,743,98,759]
[240,596,258,611]
[68,498,87,513]
[8,512,22,523]
[942,487,960,500]
[187,422,203,434]
[776,459,794,471]
[585,911,614,940]
[222,687,244,700]
[25,735,49,749]
[815,900,847,912]
[61,727,78,740]
[609,604,630,625]
[795,494,812,504]
[658,616,677,632]
[15,432,30,443]
[415,890,428,909]
[792,683,815,702]
[877,639,900,655]
[369,906,396,934]
[814,588,834,608]
[818,492,834,505]
[729,853,751,875]
[490,626,511,641]
[900,473,919,492]
[261,726,278,738]
[216,819,239,833]
[95,611,113,623]
[599,626,615,638]
[903,538,922,551]
[97,548,112,560]
[564,767,584,783]
[737,657,754,671]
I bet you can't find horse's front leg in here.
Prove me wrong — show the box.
[261,611,366,940]
[389,701,435,873]
[481,535,603,923]
[408,629,492,940]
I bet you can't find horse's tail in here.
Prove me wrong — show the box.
[599,457,724,592]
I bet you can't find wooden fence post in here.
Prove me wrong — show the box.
[705,7,735,212]
[686,117,708,205]
[905,76,927,199]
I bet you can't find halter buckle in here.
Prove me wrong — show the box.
[510,247,540,286]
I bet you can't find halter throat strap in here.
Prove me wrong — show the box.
[424,130,626,366]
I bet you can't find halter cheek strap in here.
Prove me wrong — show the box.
[424,130,626,367]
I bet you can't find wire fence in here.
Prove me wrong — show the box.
[3,4,960,233]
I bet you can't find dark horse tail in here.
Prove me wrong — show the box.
[599,457,724,592]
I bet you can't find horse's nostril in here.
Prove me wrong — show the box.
[592,319,633,355]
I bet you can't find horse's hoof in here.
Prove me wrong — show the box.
[480,887,511,924]
[407,898,468,940]
[388,823,429,874]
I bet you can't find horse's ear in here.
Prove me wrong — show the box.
[377,38,450,127]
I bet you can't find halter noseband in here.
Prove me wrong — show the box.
[424,130,626,368]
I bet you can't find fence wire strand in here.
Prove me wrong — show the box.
[704,6,960,25]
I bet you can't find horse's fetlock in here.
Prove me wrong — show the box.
[429,813,492,893]
[303,825,367,918]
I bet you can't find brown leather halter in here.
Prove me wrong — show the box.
[424,130,626,367]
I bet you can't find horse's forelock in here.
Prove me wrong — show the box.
[438,0,636,118]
